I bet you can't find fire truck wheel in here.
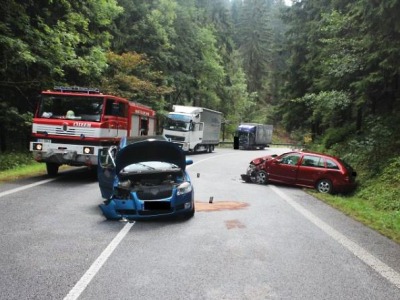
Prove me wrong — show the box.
[46,163,59,177]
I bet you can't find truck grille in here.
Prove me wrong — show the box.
[35,124,97,137]
[164,135,185,142]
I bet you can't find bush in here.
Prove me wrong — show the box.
[322,125,356,149]
[0,152,35,171]
[357,157,400,211]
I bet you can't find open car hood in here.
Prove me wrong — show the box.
[115,140,186,174]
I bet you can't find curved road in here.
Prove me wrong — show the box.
[0,148,399,299]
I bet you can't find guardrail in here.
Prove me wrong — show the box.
[218,141,298,148]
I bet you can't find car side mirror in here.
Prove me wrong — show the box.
[99,145,117,168]
[186,158,193,166]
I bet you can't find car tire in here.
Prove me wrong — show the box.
[46,162,59,177]
[316,179,333,193]
[256,170,268,184]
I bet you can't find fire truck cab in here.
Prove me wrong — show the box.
[30,86,156,176]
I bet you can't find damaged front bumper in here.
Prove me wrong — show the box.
[32,149,96,166]
[241,164,257,183]
[100,192,194,220]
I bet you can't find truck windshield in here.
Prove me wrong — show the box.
[164,114,192,132]
[237,131,251,143]
[37,95,104,122]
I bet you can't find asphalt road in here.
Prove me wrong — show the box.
[0,147,399,300]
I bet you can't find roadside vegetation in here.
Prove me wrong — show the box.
[305,118,400,244]
[0,153,46,181]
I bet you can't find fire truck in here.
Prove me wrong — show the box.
[29,86,157,176]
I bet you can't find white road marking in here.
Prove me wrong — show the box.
[0,178,57,198]
[270,185,400,289]
[187,152,240,167]
[63,222,135,300]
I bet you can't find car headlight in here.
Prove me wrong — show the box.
[247,164,256,174]
[177,182,192,195]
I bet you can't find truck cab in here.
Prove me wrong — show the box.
[163,106,222,153]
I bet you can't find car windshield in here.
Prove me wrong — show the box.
[38,95,104,122]
[163,114,192,131]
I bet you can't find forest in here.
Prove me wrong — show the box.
[1,0,400,180]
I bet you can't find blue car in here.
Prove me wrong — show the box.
[97,136,195,220]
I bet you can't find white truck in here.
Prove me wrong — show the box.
[163,105,222,153]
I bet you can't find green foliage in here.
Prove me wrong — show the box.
[320,125,356,150]
[237,0,273,94]
[101,51,171,113]
[357,157,400,211]
[0,152,35,172]
[0,0,122,83]
[293,90,352,131]
[338,116,400,178]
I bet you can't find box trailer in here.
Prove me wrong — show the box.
[235,123,273,150]
[163,105,222,152]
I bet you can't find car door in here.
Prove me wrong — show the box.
[296,154,326,187]
[97,147,117,199]
[266,153,301,184]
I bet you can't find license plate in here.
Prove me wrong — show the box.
[144,201,170,210]
[37,139,52,143]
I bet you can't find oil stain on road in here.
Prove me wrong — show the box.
[195,201,249,212]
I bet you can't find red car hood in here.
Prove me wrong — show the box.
[251,154,278,165]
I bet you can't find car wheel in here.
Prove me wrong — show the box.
[256,170,268,184]
[46,162,59,177]
[316,179,333,193]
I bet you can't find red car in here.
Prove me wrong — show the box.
[241,150,357,194]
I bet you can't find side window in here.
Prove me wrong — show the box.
[104,100,127,117]
[105,99,114,116]
[281,154,301,165]
[326,159,339,169]
[117,102,127,117]
[301,155,324,168]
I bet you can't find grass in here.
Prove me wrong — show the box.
[0,163,47,182]
[0,152,70,182]
[309,191,400,244]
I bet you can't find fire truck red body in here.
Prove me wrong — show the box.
[29,86,157,176]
